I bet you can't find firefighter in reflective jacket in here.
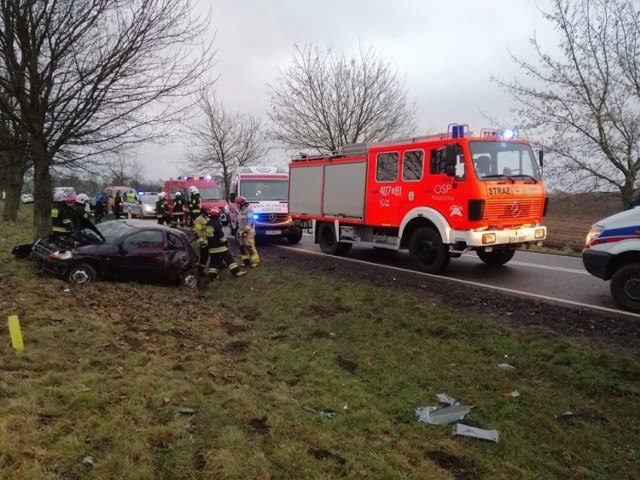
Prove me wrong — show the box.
[172,191,186,227]
[188,186,202,224]
[235,196,260,267]
[206,207,247,280]
[193,206,210,277]
[51,190,73,236]
[156,192,171,225]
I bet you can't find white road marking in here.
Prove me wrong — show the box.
[275,245,640,319]
[459,254,590,275]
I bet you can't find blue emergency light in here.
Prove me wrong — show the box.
[252,214,259,220]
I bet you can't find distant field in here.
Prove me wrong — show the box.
[544,192,623,251]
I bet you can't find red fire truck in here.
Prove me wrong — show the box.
[288,124,548,273]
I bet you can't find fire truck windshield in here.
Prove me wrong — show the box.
[241,179,288,202]
[198,187,224,201]
[470,141,541,181]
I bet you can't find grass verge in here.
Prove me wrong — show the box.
[1,204,639,479]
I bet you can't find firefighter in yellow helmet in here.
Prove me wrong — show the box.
[234,196,259,267]
[206,207,247,280]
[51,190,73,237]
[193,205,210,277]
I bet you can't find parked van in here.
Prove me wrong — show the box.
[582,207,640,312]
[162,176,229,225]
[229,166,302,243]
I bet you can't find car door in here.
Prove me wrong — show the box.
[110,230,170,282]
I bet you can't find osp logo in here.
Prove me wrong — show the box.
[256,166,274,173]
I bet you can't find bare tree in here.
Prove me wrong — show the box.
[187,89,269,196]
[268,42,417,154]
[495,0,640,209]
[0,0,215,238]
[105,155,146,187]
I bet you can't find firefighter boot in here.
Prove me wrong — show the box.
[208,268,219,281]
[230,266,247,278]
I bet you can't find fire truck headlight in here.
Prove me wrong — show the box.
[585,225,604,246]
[482,233,496,244]
[534,228,546,239]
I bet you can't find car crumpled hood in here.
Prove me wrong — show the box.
[62,203,106,244]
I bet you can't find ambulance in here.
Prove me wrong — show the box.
[288,123,547,273]
[229,166,302,243]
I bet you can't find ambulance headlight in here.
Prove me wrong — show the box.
[585,225,605,246]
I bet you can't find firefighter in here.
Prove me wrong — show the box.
[51,190,73,237]
[73,193,91,219]
[155,192,171,225]
[172,191,186,227]
[206,206,247,280]
[188,186,202,225]
[193,206,210,277]
[235,195,260,267]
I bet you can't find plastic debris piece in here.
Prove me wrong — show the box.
[318,409,337,418]
[175,407,197,414]
[416,405,473,425]
[555,411,574,420]
[452,423,499,443]
[436,393,460,406]
[497,363,516,370]
[82,456,95,466]
[63,288,71,293]
[502,390,520,398]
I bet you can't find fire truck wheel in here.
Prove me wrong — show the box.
[287,228,303,244]
[610,264,640,313]
[409,227,450,274]
[318,222,352,255]
[476,248,516,266]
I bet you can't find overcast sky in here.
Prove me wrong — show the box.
[140,0,559,181]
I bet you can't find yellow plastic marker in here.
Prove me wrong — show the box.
[8,315,24,353]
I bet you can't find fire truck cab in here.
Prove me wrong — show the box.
[162,176,229,225]
[288,124,547,273]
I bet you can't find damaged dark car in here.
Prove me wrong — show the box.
[23,205,199,287]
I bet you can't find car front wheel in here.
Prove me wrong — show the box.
[611,263,640,313]
[67,263,97,285]
[180,268,198,289]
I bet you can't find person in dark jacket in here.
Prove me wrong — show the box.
[114,191,123,219]
[172,191,186,227]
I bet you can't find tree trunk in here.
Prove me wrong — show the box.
[33,157,53,240]
[1,155,23,221]
[620,180,636,211]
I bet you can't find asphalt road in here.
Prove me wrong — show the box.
[264,233,638,318]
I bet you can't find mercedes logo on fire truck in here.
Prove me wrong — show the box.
[510,202,522,217]
[268,213,277,222]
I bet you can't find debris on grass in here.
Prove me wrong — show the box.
[452,424,500,443]
[436,393,460,406]
[416,405,473,425]
[555,411,574,420]
[82,456,95,467]
[304,406,337,418]
[502,390,521,398]
[497,363,516,370]
[175,407,197,414]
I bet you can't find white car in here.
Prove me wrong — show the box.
[126,194,158,218]
[21,193,34,204]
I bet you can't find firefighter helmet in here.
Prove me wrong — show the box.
[234,196,248,207]
[75,193,90,205]
[158,191,167,199]
[209,206,220,217]
[189,186,199,195]
[53,190,67,202]
[175,191,182,197]
[200,205,209,216]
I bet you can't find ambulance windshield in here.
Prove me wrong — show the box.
[241,179,288,202]
[470,141,541,181]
